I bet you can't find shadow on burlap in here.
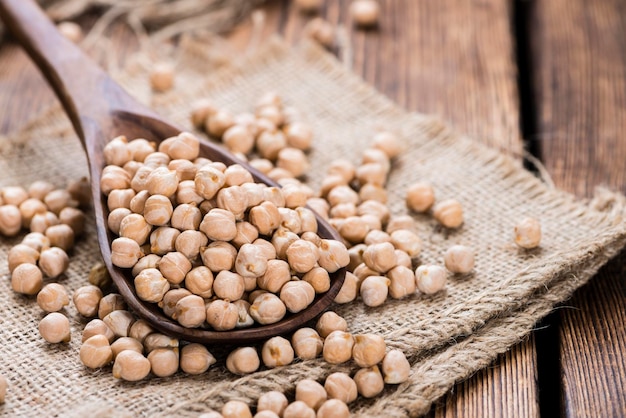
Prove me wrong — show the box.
[1,38,625,417]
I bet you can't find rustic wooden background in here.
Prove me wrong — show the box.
[1,0,624,416]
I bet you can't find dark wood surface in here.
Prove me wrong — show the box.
[0,0,624,416]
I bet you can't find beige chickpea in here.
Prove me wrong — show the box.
[213,270,246,301]
[301,231,322,247]
[147,348,179,378]
[433,198,464,228]
[357,199,390,225]
[360,214,382,233]
[256,131,287,161]
[278,207,302,234]
[317,239,349,274]
[239,183,265,210]
[103,310,135,338]
[319,175,348,198]
[107,188,135,211]
[334,271,360,304]
[514,217,542,249]
[1,186,28,206]
[232,221,259,248]
[28,180,55,200]
[21,232,50,252]
[80,334,113,368]
[175,230,208,260]
[111,237,142,268]
[82,319,115,343]
[261,336,295,368]
[291,327,323,360]
[394,249,412,269]
[73,285,103,317]
[317,399,350,418]
[415,264,447,294]
[249,201,281,235]
[296,379,327,410]
[271,228,299,259]
[222,400,252,418]
[326,185,359,207]
[108,208,132,235]
[176,180,204,205]
[390,229,422,257]
[316,311,348,338]
[160,288,191,319]
[201,241,237,272]
[88,262,111,289]
[353,262,378,282]
[129,319,155,343]
[174,294,207,328]
[143,194,173,226]
[98,293,127,320]
[158,251,192,284]
[222,124,255,154]
[119,213,152,245]
[372,131,403,158]
[234,299,254,328]
[8,243,39,272]
[146,167,179,197]
[190,99,217,128]
[11,263,43,295]
[168,159,197,182]
[206,300,239,331]
[256,259,290,293]
[387,265,416,299]
[359,182,388,204]
[149,62,174,92]
[253,238,278,260]
[150,226,180,255]
[0,204,22,236]
[39,312,71,343]
[215,186,248,220]
[326,159,356,183]
[167,132,200,160]
[66,177,91,207]
[206,109,235,138]
[59,206,86,235]
[257,391,288,417]
[304,17,335,49]
[127,138,156,162]
[224,165,254,188]
[29,211,60,234]
[364,229,391,245]
[355,163,387,187]
[143,333,179,353]
[362,148,391,173]
[180,343,216,375]
[382,349,410,384]
[184,266,214,298]
[226,346,260,375]
[112,350,151,381]
[19,198,47,229]
[360,275,390,307]
[283,401,316,418]
[286,239,319,274]
[110,337,144,359]
[200,208,237,241]
[262,186,286,208]
[100,165,131,195]
[249,293,286,325]
[280,280,315,313]
[195,165,226,201]
[322,331,354,364]
[44,189,78,214]
[443,245,474,274]
[405,182,435,213]
[134,268,170,303]
[346,244,366,271]
[132,254,162,277]
[37,283,69,312]
[362,242,397,273]
[352,334,386,367]
[235,243,269,279]
[302,267,330,294]
[45,223,75,251]
[284,121,313,151]
[249,158,274,175]
[131,165,154,192]
[275,147,310,178]
[169,203,201,231]
[324,372,358,404]
[354,365,384,398]
[350,0,380,27]
[338,216,370,245]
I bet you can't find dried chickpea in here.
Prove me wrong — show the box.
[359,182,388,204]
[131,254,161,278]
[150,226,180,255]
[286,239,319,273]
[160,288,192,318]
[45,223,75,251]
[232,221,259,248]
[37,283,69,312]
[59,206,86,235]
[514,217,542,249]
[257,391,288,417]
[302,267,330,294]
[1,186,28,206]
[174,294,207,328]
[350,0,380,27]
[200,208,237,241]
[322,330,354,364]
[253,238,277,260]
[201,241,237,272]
[127,138,156,162]
[213,270,246,301]
[249,293,286,325]
[103,310,135,338]
[101,166,131,195]
[275,147,310,178]
[131,165,154,192]
[30,211,59,234]
[119,213,151,245]
[354,365,384,398]
[158,251,192,284]
[39,312,71,343]
[82,319,114,343]
[222,401,252,418]
[359,275,390,307]
[184,266,214,298]
[338,216,370,244]
[112,350,151,381]
[261,336,295,368]
[150,63,174,92]
[80,334,113,368]
[174,230,207,260]
[222,125,255,154]
[249,201,282,236]
[206,300,239,331]
[394,249,412,269]
[317,399,350,418]
[271,228,299,259]
[110,337,143,359]
[280,280,315,313]
[107,188,135,211]
[190,99,217,129]
[143,333,179,353]
[316,311,348,338]
[19,198,47,229]
[415,265,447,294]
[108,208,131,235]
[226,346,260,375]
[324,372,358,404]
[433,198,464,228]
[134,268,170,303]
[73,285,103,317]
[372,131,403,158]
[168,159,197,181]
[387,265,416,299]
[257,259,291,293]
[206,109,235,138]
[180,343,216,375]
[11,263,43,295]
[233,299,253,328]
[334,271,360,304]
[28,180,55,200]
[352,334,386,367]
[143,194,173,226]
[111,237,142,268]
[364,229,391,245]
[443,245,474,274]
[98,293,127,319]
[21,232,50,252]
[44,189,78,214]
[405,182,435,213]
[283,401,316,418]
[0,204,22,236]
[66,177,91,207]
[176,180,204,205]
[317,239,349,273]
[7,244,39,272]
[330,202,356,219]
[234,243,268,279]
[355,163,387,187]
[291,327,323,360]
[353,262,378,282]
[382,349,410,384]
[362,242,397,273]
[390,229,421,257]
[129,319,154,343]
[148,348,179,377]
[296,379,327,410]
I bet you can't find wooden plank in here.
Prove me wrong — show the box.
[529,0,626,416]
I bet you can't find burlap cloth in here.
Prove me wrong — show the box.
[1,37,626,417]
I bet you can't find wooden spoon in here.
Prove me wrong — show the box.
[0,0,345,344]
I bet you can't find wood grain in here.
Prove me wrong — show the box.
[529,0,626,416]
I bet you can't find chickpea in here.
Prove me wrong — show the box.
[362,242,397,273]
[355,163,387,187]
[80,334,113,368]
[200,208,237,241]
[119,213,152,245]
[291,327,323,360]
[143,194,173,226]
[174,294,206,328]
[11,263,43,295]
[129,319,155,343]
[206,300,239,331]
[226,346,260,375]
[249,201,281,236]
[296,379,327,410]
[143,333,179,353]
[73,285,103,317]
[235,243,268,279]
[148,348,179,378]
[253,238,277,260]
[150,226,180,255]
[222,401,252,418]
[324,372,357,404]
[385,215,415,234]
[195,165,226,200]
[39,312,71,343]
[322,331,354,364]
[280,280,315,313]
[131,165,154,192]
[317,399,350,418]
[387,265,416,299]
[82,319,115,343]
[101,165,131,195]
[364,229,391,245]
[44,189,78,214]
[405,182,435,213]
[352,334,386,367]
[302,267,330,294]
[334,271,360,304]
[354,365,384,398]
[286,239,319,274]
[107,188,135,211]
[317,239,350,274]
[390,229,421,257]
[283,401,316,418]
[394,249,412,269]
[184,266,214,298]
[212,270,245,301]
[108,208,132,235]
[271,228,299,260]
[233,299,253,328]
[443,245,474,274]
[304,17,335,49]
[514,217,542,249]
[257,259,291,293]
[158,251,192,284]
[359,275,390,307]
[201,241,237,272]
[103,310,135,338]
[111,237,143,268]
[98,293,127,319]
[257,391,288,417]
[45,223,75,251]
[1,186,28,206]
[261,336,294,368]
[206,109,235,138]
[176,180,204,205]
[415,265,447,294]
[21,232,51,252]
[134,268,170,303]
[37,283,69,312]
[112,350,151,381]
[382,349,410,384]
[161,288,192,316]
[350,0,380,27]
[338,216,370,244]
[357,200,390,225]
[110,337,143,359]
[190,99,217,128]
[316,311,348,338]
[359,182,388,204]
[127,138,156,162]
[150,63,174,92]
[59,206,86,235]
[249,293,286,325]
[432,198,464,228]
[232,221,259,248]
[353,262,378,282]
[0,204,22,236]
[7,243,39,272]
[222,125,255,154]
[30,211,59,234]
[168,159,197,182]
[28,180,55,200]
[180,343,216,375]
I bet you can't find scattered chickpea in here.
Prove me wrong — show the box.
[129,319,155,343]
[110,337,143,359]
[415,265,447,294]
[82,319,115,343]
[352,334,386,367]
[97,293,127,320]
[73,285,104,317]
[38,246,70,278]
[180,343,216,375]
[103,310,135,338]
[222,401,252,418]
[317,399,350,418]
[37,283,69,312]
[143,333,179,353]
[112,350,151,381]
[148,348,179,377]
[405,182,435,213]
[433,198,464,228]
[387,265,416,299]
[30,211,60,234]
[280,280,315,313]
[354,365,384,398]
[302,266,330,294]
[286,239,319,273]
[381,349,410,384]
[443,245,474,274]
[39,312,71,343]
[7,243,39,272]
[28,180,55,201]
[334,271,360,304]
[89,262,112,289]
[111,237,143,268]
[223,125,255,155]
[514,217,542,249]
[322,330,354,364]
[108,208,132,235]
[206,109,235,138]
[316,311,348,338]
[21,232,50,252]
[134,268,170,303]
[44,189,77,214]
[304,17,335,49]
[362,242,397,273]
[350,0,380,27]
[226,346,260,375]
[206,299,239,331]
[359,275,390,307]
[0,204,22,236]
[283,401,316,418]
[262,336,295,368]
[150,63,174,92]
[1,186,28,206]
[59,206,86,235]
[11,263,43,295]
[80,335,113,368]
[389,229,421,257]
[324,372,358,404]
[257,391,288,417]
[291,327,323,360]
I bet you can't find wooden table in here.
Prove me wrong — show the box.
[1,1,624,416]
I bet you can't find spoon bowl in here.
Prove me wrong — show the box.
[0,0,345,344]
